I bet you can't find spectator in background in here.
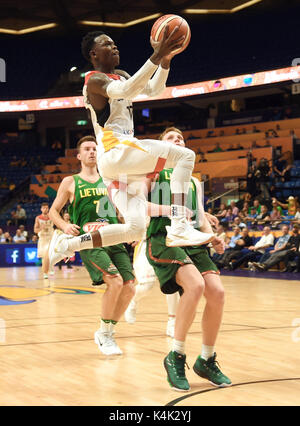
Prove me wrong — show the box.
[224,206,235,225]
[282,226,300,272]
[238,202,250,221]
[270,200,283,227]
[13,229,27,243]
[233,216,247,229]
[0,228,5,242]
[19,224,28,242]
[215,203,227,220]
[8,210,17,226]
[292,206,300,224]
[258,224,290,265]
[256,205,271,226]
[214,226,241,268]
[1,232,12,243]
[274,196,297,217]
[221,227,254,269]
[253,225,300,272]
[15,204,27,226]
[251,199,261,214]
[230,201,239,216]
[244,207,258,228]
[255,158,271,200]
[230,226,274,270]
[273,154,292,183]
[29,234,38,243]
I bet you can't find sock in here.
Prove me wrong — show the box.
[110,320,118,334]
[172,339,185,355]
[201,344,214,360]
[100,319,111,334]
[68,233,93,251]
[170,204,186,220]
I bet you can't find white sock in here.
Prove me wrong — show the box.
[201,344,214,360]
[100,319,110,334]
[68,233,94,251]
[172,339,185,355]
[170,204,186,220]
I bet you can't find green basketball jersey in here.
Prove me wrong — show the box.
[147,168,200,238]
[68,175,118,235]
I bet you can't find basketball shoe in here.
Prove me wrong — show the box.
[193,353,232,387]
[94,330,123,356]
[48,230,75,269]
[164,351,190,391]
[166,218,214,247]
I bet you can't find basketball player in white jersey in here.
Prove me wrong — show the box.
[48,29,215,268]
[34,202,54,279]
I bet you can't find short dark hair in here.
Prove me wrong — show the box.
[77,135,97,152]
[81,31,106,61]
[41,202,49,207]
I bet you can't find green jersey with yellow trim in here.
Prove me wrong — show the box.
[147,168,200,238]
[68,175,118,235]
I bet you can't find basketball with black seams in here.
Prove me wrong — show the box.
[151,14,191,55]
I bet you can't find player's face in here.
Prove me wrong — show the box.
[78,141,97,166]
[92,35,120,68]
[162,131,185,147]
[41,206,49,215]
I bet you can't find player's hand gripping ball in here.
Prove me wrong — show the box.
[151,14,191,55]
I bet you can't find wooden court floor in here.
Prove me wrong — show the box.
[0,265,299,406]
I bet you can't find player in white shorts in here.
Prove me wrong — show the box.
[48,29,215,268]
[34,202,54,279]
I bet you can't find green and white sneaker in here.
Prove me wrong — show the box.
[193,353,232,387]
[164,351,190,392]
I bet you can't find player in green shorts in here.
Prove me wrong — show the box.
[146,127,232,391]
[49,135,135,356]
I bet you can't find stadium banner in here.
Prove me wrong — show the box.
[0,243,81,267]
[1,65,300,113]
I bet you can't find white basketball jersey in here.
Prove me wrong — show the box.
[83,71,135,154]
[36,215,54,239]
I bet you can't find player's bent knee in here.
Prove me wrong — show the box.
[105,274,124,291]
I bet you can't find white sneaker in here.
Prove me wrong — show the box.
[248,262,255,271]
[49,230,75,269]
[166,317,175,338]
[43,273,48,279]
[166,218,214,247]
[94,330,123,355]
[124,300,137,324]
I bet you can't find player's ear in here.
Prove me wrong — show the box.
[77,153,81,161]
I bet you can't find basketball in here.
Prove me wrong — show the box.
[151,14,191,55]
